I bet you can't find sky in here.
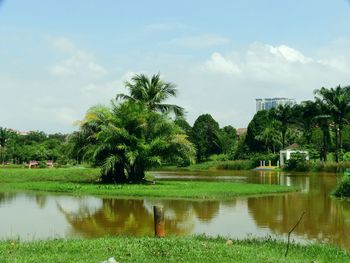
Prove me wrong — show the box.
[0,0,350,133]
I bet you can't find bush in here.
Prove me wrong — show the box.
[208,154,229,162]
[283,159,350,173]
[284,152,309,172]
[216,160,254,170]
[333,175,350,198]
[342,152,350,161]
[38,161,48,169]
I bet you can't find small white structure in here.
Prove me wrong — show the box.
[279,150,309,166]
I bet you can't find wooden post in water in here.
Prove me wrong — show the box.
[153,205,165,237]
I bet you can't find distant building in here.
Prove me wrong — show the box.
[8,129,30,136]
[236,128,247,137]
[256,98,296,112]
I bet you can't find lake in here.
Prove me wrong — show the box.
[1,170,349,249]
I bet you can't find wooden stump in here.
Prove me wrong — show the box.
[153,205,165,237]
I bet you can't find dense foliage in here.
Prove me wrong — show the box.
[1,80,350,176]
[0,128,68,165]
[77,102,195,183]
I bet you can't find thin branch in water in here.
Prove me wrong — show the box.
[285,211,306,257]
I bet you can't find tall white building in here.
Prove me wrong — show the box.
[256,98,296,112]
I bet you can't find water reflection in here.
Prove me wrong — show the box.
[248,174,350,248]
[1,171,350,249]
[0,192,16,205]
[57,198,222,237]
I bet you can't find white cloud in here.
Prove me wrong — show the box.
[52,37,76,52]
[167,34,230,48]
[269,45,312,63]
[2,36,350,133]
[50,39,107,78]
[169,42,350,128]
[204,52,240,75]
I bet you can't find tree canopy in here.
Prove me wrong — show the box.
[78,101,195,183]
[116,73,185,117]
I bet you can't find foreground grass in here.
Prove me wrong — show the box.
[0,168,296,199]
[0,236,348,263]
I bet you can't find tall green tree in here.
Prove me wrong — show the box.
[174,117,192,138]
[271,104,294,149]
[219,125,237,154]
[0,127,9,164]
[79,101,195,183]
[245,110,270,152]
[116,73,184,117]
[314,85,350,162]
[192,114,222,161]
[293,101,319,145]
[255,120,282,153]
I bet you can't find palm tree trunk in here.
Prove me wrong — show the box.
[339,127,343,161]
[322,130,328,162]
[335,127,339,163]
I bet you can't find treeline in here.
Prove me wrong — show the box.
[158,85,350,166]
[0,129,69,164]
[242,85,350,164]
[1,77,350,171]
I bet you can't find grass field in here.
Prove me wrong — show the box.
[0,168,296,200]
[0,236,348,263]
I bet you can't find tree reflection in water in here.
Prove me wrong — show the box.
[0,192,16,205]
[248,174,350,248]
[57,198,224,237]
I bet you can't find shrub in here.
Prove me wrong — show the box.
[216,160,254,170]
[283,159,350,173]
[284,152,309,172]
[208,154,229,162]
[333,175,350,198]
[38,161,48,169]
[342,152,350,161]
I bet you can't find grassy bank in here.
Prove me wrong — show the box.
[0,167,100,183]
[0,236,348,263]
[0,168,296,199]
[0,181,296,199]
[283,160,350,173]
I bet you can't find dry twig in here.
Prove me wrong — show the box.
[285,211,306,257]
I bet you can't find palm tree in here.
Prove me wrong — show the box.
[314,116,332,162]
[116,73,185,117]
[255,120,282,153]
[271,104,294,149]
[314,85,350,162]
[78,101,195,183]
[293,101,319,145]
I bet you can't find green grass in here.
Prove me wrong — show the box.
[0,168,100,183]
[0,180,296,200]
[0,168,297,199]
[0,236,348,263]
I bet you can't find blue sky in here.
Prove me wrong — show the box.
[1,0,350,133]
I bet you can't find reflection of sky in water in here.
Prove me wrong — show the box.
[193,199,264,238]
[0,171,349,249]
